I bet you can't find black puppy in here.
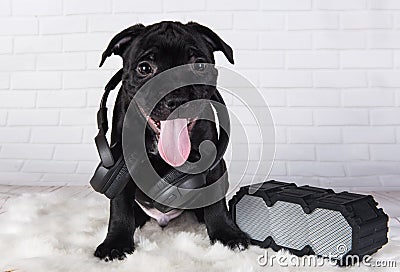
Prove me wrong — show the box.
[94,21,249,261]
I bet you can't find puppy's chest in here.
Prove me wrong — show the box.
[135,187,184,227]
[135,199,183,227]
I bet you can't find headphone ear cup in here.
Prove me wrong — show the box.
[90,156,130,199]
[103,158,130,199]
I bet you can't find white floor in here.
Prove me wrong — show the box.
[0,185,399,272]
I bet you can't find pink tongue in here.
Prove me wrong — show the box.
[158,118,191,167]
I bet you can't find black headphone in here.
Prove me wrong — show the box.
[90,68,230,213]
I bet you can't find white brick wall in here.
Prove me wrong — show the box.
[0,0,399,191]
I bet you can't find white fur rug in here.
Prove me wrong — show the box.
[0,191,399,272]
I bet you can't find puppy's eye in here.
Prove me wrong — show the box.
[192,60,206,72]
[137,62,153,76]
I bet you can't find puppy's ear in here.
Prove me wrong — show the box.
[187,22,234,64]
[99,24,145,67]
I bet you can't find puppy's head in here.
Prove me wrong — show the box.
[101,21,233,166]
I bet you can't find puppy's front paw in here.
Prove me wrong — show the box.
[209,226,250,251]
[94,238,134,261]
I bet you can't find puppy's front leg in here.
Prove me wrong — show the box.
[94,181,136,261]
[203,160,250,250]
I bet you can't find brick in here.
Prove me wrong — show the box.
[12,72,62,90]
[230,125,271,144]
[368,31,400,48]
[40,16,86,35]
[217,30,258,50]
[395,51,400,68]
[114,0,162,13]
[269,161,287,176]
[287,89,340,107]
[0,159,23,172]
[184,13,232,30]
[86,51,122,70]
[314,31,365,49]
[63,33,112,52]
[261,0,311,10]
[397,127,400,143]
[0,73,9,89]
[82,126,98,143]
[341,12,392,29]
[76,161,97,173]
[233,12,284,30]
[0,110,6,125]
[271,108,313,125]
[287,52,338,69]
[371,109,400,125]
[235,51,284,69]
[64,0,112,14]
[0,144,54,159]
[137,13,187,27]
[0,37,12,54]
[288,127,341,143]
[314,71,367,88]
[229,161,270,176]
[0,0,11,15]
[341,51,392,68]
[0,91,36,108]
[22,161,77,173]
[342,89,394,107]
[275,144,315,160]
[288,162,345,177]
[369,71,400,87]
[274,126,287,143]
[165,0,206,12]
[229,106,264,125]
[260,32,312,49]
[53,144,98,161]
[0,55,35,71]
[88,15,139,32]
[369,0,400,9]
[31,127,83,144]
[259,89,286,107]
[260,71,312,88]
[14,36,62,53]
[63,71,112,89]
[0,127,30,143]
[394,15,400,28]
[60,108,97,125]
[0,18,38,35]
[40,173,91,184]
[37,91,86,108]
[314,109,369,125]
[12,0,62,16]
[371,145,400,161]
[225,143,264,162]
[315,0,366,10]
[316,144,369,161]
[7,109,60,126]
[207,0,259,10]
[0,173,42,184]
[347,162,400,176]
[231,69,259,85]
[87,88,118,107]
[37,53,86,71]
[343,127,395,143]
[288,13,338,30]
[380,175,400,187]
[322,177,380,188]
